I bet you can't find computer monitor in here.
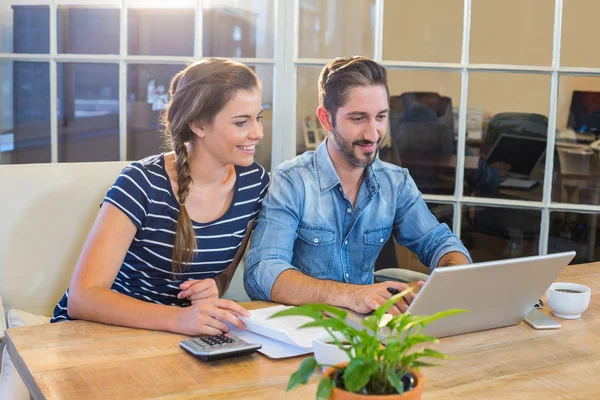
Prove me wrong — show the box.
[486,134,547,178]
[567,91,600,134]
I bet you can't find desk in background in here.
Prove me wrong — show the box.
[5,263,600,399]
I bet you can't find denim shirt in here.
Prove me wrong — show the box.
[244,141,472,301]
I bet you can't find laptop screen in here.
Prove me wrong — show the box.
[486,134,547,177]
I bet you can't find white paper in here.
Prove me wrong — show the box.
[241,305,327,349]
[227,305,327,358]
[228,326,311,359]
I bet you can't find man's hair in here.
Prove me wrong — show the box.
[318,56,389,127]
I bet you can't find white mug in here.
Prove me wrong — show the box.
[546,282,591,320]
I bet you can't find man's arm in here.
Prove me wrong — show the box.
[393,171,472,269]
[438,251,471,267]
[243,170,302,301]
[270,269,420,314]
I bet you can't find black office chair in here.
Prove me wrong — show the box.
[387,94,456,195]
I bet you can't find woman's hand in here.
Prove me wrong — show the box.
[178,278,219,304]
[173,298,250,336]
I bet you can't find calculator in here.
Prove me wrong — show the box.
[179,333,262,361]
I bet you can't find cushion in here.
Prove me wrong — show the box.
[0,309,50,400]
[374,268,430,284]
[0,296,5,341]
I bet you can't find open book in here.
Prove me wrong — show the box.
[228,305,327,359]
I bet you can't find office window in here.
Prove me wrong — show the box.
[470,0,554,66]
[128,9,194,57]
[554,76,600,206]
[464,72,551,202]
[296,66,322,156]
[382,0,462,63]
[0,61,51,164]
[3,1,600,263]
[0,3,50,54]
[298,0,375,59]
[202,0,275,59]
[57,63,119,162]
[549,211,600,264]
[561,0,600,68]
[461,206,541,263]
[57,6,120,55]
[127,64,184,161]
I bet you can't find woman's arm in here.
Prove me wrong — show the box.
[67,203,248,334]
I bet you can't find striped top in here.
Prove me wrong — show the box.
[51,153,269,322]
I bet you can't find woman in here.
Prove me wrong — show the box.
[50,58,269,336]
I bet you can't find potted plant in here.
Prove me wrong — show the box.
[271,288,466,399]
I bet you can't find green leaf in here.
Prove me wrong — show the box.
[361,315,380,331]
[316,376,335,400]
[386,369,405,395]
[343,358,379,392]
[411,361,440,368]
[374,288,415,319]
[270,305,323,321]
[286,357,318,392]
[303,303,348,320]
[406,309,468,329]
[269,303,348,321]
[299,318,348,332]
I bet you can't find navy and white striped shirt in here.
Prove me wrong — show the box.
[51,153,270,322]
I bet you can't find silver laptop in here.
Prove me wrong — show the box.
[486,133,547,190]
[344,251,575,339]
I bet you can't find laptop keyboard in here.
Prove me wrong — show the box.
[499,178,539,190]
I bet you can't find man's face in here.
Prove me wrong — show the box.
[329,85,389,168]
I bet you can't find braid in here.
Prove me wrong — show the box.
[175,140,192,204]
[172,138,196,273]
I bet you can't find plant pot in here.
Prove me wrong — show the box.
[323,362,424,400]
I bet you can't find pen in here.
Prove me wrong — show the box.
[387,287,400,295]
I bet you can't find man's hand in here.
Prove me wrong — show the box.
[178,278,219,304]
[346,280,425,315]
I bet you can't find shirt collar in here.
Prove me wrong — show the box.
[314,139,381,195]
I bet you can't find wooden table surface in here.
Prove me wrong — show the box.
[5,263,600,399]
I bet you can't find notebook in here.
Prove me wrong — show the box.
[229,305,327,359]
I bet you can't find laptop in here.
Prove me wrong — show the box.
[343,251,576,339]
[486,133,547,190]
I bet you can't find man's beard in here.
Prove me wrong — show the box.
[330,127,381,168]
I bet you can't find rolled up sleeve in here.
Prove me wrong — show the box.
[393,171,472,269]
[244,170,303,301]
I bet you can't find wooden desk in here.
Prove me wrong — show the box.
[6,263,600,399]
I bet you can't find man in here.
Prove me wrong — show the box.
[244,56,471,315]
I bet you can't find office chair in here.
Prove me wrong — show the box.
[482,112,548,158]
[388,94,456,195]
[374,268,429,284]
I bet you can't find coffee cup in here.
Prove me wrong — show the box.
[546,282,591,319]
[313,331,351,368]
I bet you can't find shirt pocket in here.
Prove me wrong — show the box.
[362,227,393,271]
[292,224,336,277]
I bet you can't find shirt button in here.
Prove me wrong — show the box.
[379,238,384,243]
[313,238,319,243]
[344,240,348,245]
[345,273,349,278]
[346,208,352,213]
